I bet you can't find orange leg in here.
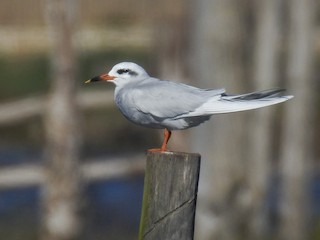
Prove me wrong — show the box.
[148,128,172,152]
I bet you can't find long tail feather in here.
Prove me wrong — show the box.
[175,89,293,119]
[222,88,286,100]
[204,89,293,114]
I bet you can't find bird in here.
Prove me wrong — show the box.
[85,62,293,152]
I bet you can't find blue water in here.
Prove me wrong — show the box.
[0,148,144,239]
[0,148,320,240]
[0,176,144,240]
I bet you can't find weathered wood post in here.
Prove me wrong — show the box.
[139,152,201,240]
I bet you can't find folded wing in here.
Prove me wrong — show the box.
[132,79,225,119]
[174,89,293,119]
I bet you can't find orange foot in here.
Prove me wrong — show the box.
[147,148,170,153]
[148,129,172,153]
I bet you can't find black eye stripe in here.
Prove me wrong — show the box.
[117,69,138,76]
[129,70,138,76]
[117,69,129,74]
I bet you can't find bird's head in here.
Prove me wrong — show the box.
[85,62,149,87]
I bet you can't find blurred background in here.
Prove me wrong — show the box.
[0,0,319,240]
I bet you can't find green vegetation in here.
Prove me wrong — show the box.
[0,55,49,101]
[0,48,158,150]
[0,48,152,100]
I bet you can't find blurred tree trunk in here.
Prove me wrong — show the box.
[42,1,82,240]
[246,0,282,239]
[152,1,189,81]
[279,0,316,240]
[187,1,251,240]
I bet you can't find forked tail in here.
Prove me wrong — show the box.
[203,89,293,114]
[176,89,293,118]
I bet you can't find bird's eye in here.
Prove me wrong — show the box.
[117,69,129,74]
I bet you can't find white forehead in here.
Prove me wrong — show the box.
[110,62,148,74]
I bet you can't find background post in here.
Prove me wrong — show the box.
[139,152,201,240]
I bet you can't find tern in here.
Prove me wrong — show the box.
[86,62,293,152]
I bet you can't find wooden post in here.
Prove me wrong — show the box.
[139,152,201,240]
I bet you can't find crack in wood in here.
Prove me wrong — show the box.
[143,197,196,237]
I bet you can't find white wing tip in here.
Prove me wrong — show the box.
[284,95,294,100]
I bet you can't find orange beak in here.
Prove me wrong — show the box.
[85,73,115,83]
